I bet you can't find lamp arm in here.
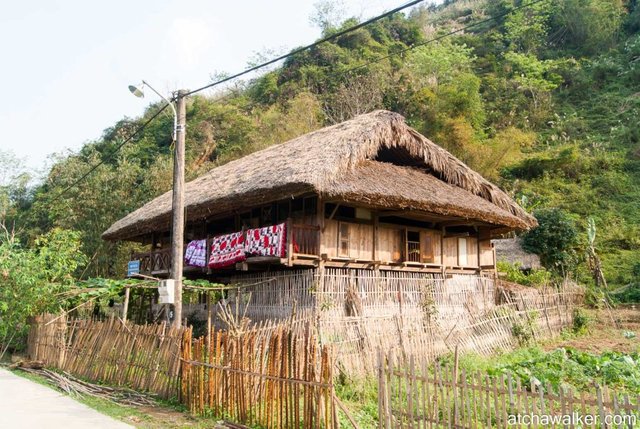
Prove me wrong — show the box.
[142,80,178,142]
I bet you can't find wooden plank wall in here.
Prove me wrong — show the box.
[320,219,338,258]
[376,226,403,263]
[443,237,458,266]
[467,237,478,267]
[348,222,374,260]
[420,230,442,264]
[322,218,487,268]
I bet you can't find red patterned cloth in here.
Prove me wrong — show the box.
[245,222,287,258]
[208,231,246,269]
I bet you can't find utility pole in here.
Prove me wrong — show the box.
[170,90,187,327]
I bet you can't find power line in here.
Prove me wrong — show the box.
[189,0,545,101]
[47,103,170,205]
[184,0,425,97]
[43,0,426,204]
[47,0,544,204]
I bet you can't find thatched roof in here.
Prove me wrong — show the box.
[103,110,536,240]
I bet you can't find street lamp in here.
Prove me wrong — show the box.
[129,81,187,327]
[128,81,177,142]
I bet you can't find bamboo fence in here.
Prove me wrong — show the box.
[180,320,336,428]
[27,314,184,399]
[316,279,582,375]
[378,350,639,429]
[207,269,582,375]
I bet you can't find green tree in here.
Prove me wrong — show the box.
[0,227,87,352]
[503,0,553,53]
[552,0,625,54]
[522,208,579,273]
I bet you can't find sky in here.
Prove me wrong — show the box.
[0,0,418,175]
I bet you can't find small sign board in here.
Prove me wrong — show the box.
[127,260,140,277]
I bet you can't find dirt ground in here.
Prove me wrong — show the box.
[123,406,202,429]
[542,307,640,354]
[120,405,236,429]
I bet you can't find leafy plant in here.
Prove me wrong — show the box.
[497,261,552,287]
[0,227,87,352]
[522,208,579,274]
[571,308,592,334]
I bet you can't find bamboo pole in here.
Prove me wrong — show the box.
[122,287,131,323]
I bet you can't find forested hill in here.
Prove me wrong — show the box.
[2,0,639,291]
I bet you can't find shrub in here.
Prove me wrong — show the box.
[522,208,579,273]
[572,308,592,334]
[497,261,552,287]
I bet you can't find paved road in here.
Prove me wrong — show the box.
[0,368,134,429]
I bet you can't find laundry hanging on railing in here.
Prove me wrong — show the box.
[184,239,208,267]
[208,231,246,269]
[245,222,287,258]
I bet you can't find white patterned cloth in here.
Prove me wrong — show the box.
[184,239,208,267]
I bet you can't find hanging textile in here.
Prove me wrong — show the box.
[184,239,208,267]
[245,222,287,258]
[208,232,246,269]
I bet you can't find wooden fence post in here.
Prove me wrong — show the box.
[453,344,460,426]
[122,287,130,323]
[378,349,385,429]
[206,292,212,352]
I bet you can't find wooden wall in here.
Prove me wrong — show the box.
[376,226,403,263]
[479,228,494,267]
[420,230,441,264]
[321,219,490,268]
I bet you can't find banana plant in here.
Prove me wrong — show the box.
[586,217,607,288]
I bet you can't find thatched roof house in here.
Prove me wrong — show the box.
[103,110,535,242]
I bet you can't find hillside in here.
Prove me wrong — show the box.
[3,0,639,291]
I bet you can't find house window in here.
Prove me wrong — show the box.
[325,204,355,220]
[303,196,317,215]
[291,198,304,216]
[407,230,421,262]
[355,207,372,220]
[338,222,350,257]
[261,205,273,225]
[277,201,290,222]
[458,237,468,266]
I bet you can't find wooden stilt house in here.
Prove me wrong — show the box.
[103,110,535,328]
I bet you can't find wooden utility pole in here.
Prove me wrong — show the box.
[171,90,187,327]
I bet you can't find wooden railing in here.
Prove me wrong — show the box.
[132,248,171,274]
[406,240,421,262]
[131,222,321,274]
[291,223,320,257]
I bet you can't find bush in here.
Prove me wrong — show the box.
[0,228,87,352]
[522,208,579,273]
[497,261,552,287]
[572,308,592,334]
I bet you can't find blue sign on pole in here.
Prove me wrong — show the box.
[127,260,140,277]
